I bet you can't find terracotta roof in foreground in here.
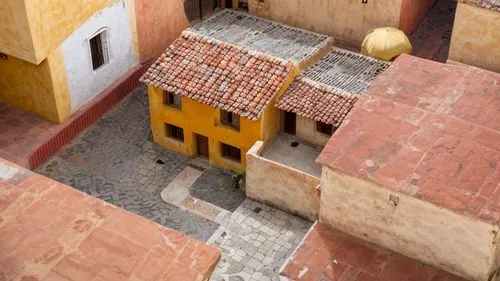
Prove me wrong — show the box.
[0,158,221,281]
[189,9,331,64]
[317,54,500,224]
[140,31,294,120]
[281,222,469,281]
[276,49,389,126]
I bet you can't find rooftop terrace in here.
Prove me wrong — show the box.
[317,54,500,223]
[189,9,331,64]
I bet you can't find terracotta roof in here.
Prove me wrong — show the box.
[466,0,500,10]
[0,158,221,281]
[276,78,358,126]
[276,49,389,126]
[140,31,294,120]
[317,54,500,224]
[189,9,331,64]
[281,222,469,281]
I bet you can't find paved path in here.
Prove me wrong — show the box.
[35,86,312,280]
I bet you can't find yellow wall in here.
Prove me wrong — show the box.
[0,47,70,123]
[148,67,299,171]
[0,0,117,64]
[449,3,500,73]
[248,0,403,46]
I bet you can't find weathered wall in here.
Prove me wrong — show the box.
[295,115,331,146]
[61,1,138,114]
[319,167,499,281]
[399,0,436,34]
[0,0,118,64]
[449,3,500,73]
[134,0,190,62]
[246,141,320,221]
[248,0,402,45]
[0,47,70,123]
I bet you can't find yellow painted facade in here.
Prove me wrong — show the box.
[0,0,117,64]
[0,47,70,123]
[148,67,299,171]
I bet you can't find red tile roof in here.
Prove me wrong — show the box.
[140,31,295,120]
[317,54,500,223]
[281,222,469,281]
[276,78,358,126]
[0,158,221,281]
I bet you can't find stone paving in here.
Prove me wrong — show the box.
[34,86,312,280]
[208,200,312,281]
[36,87,219,241]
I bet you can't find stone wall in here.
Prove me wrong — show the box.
[319,167,500,281]
[449,2,500,73]
[246,141,320,221]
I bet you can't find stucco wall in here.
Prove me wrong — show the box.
[61,1,138,114]
[246,141,320,221]
[319,167,500,280]
[399,0,436,34]
[449,3,500,73]
[134,0,190,62]
[0,0,118,64]
[0,47,70,123]
[248,0,403,45]
[295,115,331,146]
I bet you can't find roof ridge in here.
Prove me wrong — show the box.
[181,30,296,67]
[300,76,359,98]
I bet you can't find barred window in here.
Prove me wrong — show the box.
[166,124,184,142]
[221,143,241,163]
[221,110,240,131]
[89,31,109,70]
[316,122,337,136]
[164,91,182,109]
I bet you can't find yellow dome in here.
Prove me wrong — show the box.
[361,27,412,61]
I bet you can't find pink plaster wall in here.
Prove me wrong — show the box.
[399,0,436,34]
[135,0,190,62]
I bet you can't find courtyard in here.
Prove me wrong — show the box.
[35,86,312,280]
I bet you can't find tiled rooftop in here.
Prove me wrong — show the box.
[467,0,500,11]
[276,49,389,126]
[281,222,468,281]
[0,158,220,281]
[317,54,500,223]
[189,9,331,64]
[141,32,294,120]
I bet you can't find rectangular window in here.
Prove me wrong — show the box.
[221,110,240,131]
[221,143,241,163]
[89,31,109,70]
[316,122,337,136]
[166,123,184,142]
[164,91,182,109]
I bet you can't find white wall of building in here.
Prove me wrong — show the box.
[61,0,138,113]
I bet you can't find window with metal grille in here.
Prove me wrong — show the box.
[221,143,241,162]
[89,31,109,70]
[221,110,240,131]
[166,123,184,142]
[316,122,337,136]
[164,91,182,109]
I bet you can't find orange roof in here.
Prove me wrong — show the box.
[317,55,500,223]
[140,32,294,120]
[0,158,220,281]
[281,222,468,281]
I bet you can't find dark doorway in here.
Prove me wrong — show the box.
[196,134,209,159]
[184,0,219,22]
[225,0,233,8]
[284,112,296,135]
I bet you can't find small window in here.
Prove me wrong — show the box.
[164,91,182,109]
[166,123,184,142]
[221,143,241,163]
[89,31,109,70]
[316,122,337,136]
[221,110,240,131]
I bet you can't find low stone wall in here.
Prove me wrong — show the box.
[246,141,320,221]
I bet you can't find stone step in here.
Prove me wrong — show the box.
[280,222,468,281]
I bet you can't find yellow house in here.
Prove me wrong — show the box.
[141,10,332,171]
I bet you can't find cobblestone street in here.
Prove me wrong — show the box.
[36,86,311,280]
